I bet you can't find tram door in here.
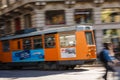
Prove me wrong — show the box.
[44,33,59,61]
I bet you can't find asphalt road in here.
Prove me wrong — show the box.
[0,67,120,80]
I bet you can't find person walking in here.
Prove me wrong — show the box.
[99,42,119,80]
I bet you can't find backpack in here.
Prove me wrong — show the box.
[98,50,107,63]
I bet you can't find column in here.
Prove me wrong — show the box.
[11,19,15,34]
[95,30,103,53]
[93,7,101,24]
[20,16,24,30]
[65,8,74,26]
[31,9,45,30]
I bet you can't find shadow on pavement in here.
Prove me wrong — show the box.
[0,68,89,79]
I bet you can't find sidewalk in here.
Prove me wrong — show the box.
[81,61,120,67]
[81,60,103,67]
[81,63,102,67]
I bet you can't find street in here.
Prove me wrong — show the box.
[0,66,120,80]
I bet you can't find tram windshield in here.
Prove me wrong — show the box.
[85,32,94,45]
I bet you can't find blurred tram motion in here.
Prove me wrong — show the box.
[0,25,96,70]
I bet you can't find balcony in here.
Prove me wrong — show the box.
[0,0,65,15]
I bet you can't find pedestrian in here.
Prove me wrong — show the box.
[99,42,119,80]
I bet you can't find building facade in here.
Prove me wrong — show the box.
[0,0,120,53]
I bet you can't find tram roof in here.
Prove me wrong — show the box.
[0,25,92,40]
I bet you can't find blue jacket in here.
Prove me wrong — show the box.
[102,49,115,62]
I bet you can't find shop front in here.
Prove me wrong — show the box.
[102,29,120,59]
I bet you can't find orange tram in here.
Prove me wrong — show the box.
[0,25,96,70]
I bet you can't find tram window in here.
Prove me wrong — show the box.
[23,38,31,50]
[45,35,55,48]
[85,32,94,45]
[33,37,43,49]
[60,31,76,47]
[2,40,10,52]
[17,41,21,49]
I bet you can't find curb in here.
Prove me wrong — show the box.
[81,64,102,67]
